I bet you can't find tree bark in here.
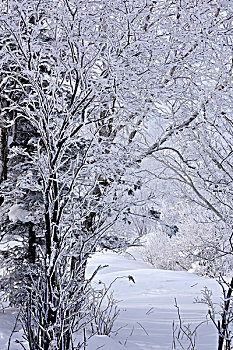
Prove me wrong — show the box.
[28,221,36,264]
[218,277,233,350]
[0,126,7,183]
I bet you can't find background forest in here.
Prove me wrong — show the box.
[0,0,232,349]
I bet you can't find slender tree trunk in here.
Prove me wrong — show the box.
[0,126,7,183]
[218,277,233,350]
[28,221,36,264]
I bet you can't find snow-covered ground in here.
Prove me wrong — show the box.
[86,250,221,350]
[0,250,221,349]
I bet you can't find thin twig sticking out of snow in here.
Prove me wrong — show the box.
[137,322,149,336]
[7,309,21,350]
[172,298,208,350]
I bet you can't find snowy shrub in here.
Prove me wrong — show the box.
[87,283,120,337]
[141,220,233,277]
[141,226,180,271]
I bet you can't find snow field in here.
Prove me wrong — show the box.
[86,250,221,349]
[0,250,222,349]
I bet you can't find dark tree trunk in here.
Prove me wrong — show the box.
[0,126,8,183]
[218,277,233,350]
[28,221,36,264]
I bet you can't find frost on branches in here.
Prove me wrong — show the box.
[0,0,232,349]
[0,0,162,348]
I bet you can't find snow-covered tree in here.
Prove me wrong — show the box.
[0,0,232,349]
[131,0,233,273]
[0,0,175,348]
[132,2,233,347]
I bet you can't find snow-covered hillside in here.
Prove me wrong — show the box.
[0,250,221,349]
[86,250,221,349]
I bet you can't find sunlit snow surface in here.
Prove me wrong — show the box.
[0,308,24,350]
[0,250,221,349]
[86,250,221,350]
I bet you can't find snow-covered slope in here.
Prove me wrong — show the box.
[0,250,221,349]
[86,250,221,350]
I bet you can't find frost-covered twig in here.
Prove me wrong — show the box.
[172,298,208,350]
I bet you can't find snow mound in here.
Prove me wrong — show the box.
[86,250,221,350]
[8,204,31,223]
[86,335,125,349]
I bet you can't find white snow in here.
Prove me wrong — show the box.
[0,308,25,350]
[0,250,221,349]
[8,204,31,223]
[85,249,221,350]
[86,335,127,350]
